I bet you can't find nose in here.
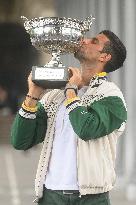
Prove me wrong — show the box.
[81,38,90,45]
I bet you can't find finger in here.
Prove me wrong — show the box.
[68,69,73,78]
[28,72,32,81]
[68,67,80,75]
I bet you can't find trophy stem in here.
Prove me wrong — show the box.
[45,52,64,68]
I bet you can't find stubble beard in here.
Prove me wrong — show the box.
[74,48,86,62]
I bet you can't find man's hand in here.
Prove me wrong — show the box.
[68,67,83,88]
[65,67,83,99]
[27,72,44,97]
[25,72,45,107]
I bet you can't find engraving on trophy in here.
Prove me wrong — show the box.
[21,15,95,89]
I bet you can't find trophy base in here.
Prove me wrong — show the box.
[32,79,68,89]
[32,66,69,89]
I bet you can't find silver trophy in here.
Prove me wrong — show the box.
[21,15,95,89]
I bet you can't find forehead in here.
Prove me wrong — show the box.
[96,33,110,44]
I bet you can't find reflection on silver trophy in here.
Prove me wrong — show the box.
[21,15,95,89]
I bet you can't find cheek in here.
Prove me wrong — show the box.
[86,48,95,58]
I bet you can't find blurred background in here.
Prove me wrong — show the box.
[0,0,136,204]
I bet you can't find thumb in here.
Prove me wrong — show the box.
[69,67,80,74]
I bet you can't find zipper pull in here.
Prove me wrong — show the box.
[79,193,82,198]
[33,197,39,203]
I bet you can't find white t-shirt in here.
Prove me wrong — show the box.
[44,86,88,190]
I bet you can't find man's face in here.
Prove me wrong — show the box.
[74,33,110,63]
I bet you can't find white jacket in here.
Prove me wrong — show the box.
[35,76,127,200]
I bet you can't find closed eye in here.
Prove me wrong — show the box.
[91,37,99,44]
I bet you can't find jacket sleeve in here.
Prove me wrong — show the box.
[11,102,48,150]
[67,96,127,141]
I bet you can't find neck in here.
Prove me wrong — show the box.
[80,62,104,86]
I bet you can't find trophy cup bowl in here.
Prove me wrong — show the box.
[21,15,95,89]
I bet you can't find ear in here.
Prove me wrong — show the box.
[99,53,111,63]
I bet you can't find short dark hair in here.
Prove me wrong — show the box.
[99,30,127,73]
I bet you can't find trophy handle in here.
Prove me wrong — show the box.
[21,16,29,21]
[81,15,95,33]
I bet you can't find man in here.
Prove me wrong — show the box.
[11,30,127,205]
